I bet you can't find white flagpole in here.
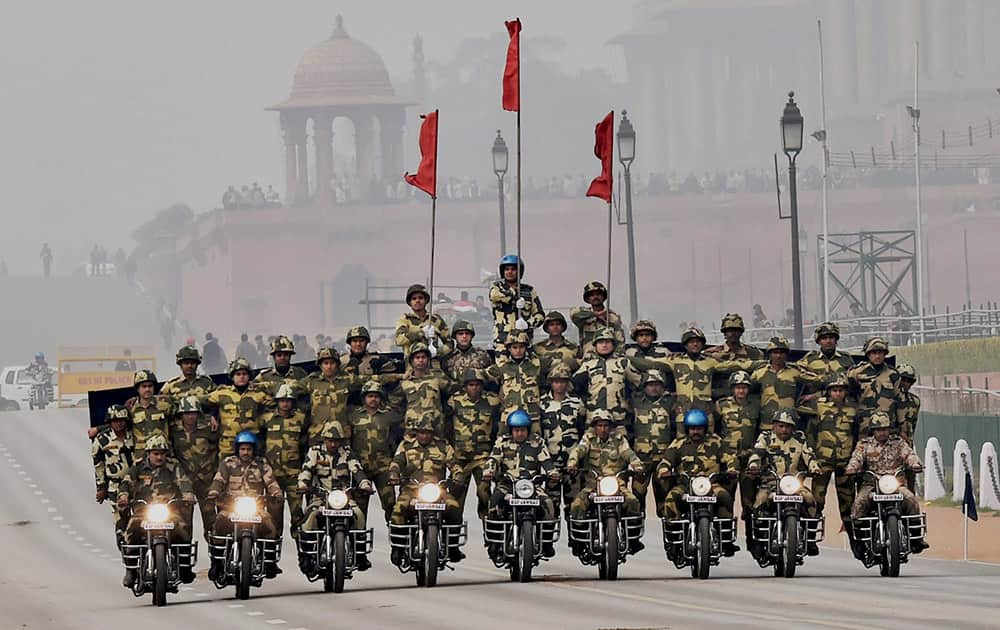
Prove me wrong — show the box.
[963,503,969,561]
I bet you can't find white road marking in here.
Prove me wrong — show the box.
[265,621,287,626]
[17,470,25,475]
[32,491,43,495]
[28,484,37,489]
[39,498,50,504]
[67,530,77,535]
[59,524,70,529]
[52,516,64,521]
[23,478,31,482]
[11,464,21,468]
[194,593,208,598]
[47,507,57,513]
[247,611,264,616]
[288,627,310,630]
[227,604,244,608]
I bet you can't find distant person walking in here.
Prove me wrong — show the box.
[202,332,228,375]
[40,243,53,278]
[235,333,258,367]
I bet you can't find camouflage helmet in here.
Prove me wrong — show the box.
[229,357,252,375]
[772,408,799,426]
[133,370,157,386]
[322,421,348,440]
[542,310,568,333]
[589,408,614,425]
[547,362,573,381]
[814,321,840,342]
[897,364,917,381]
[869,411,892,429]
[681,327,707,345]
[630,319,658,341]
[766,336,791,353]
[408,342,432,361]
[346,325,371,342]
[413,414,437,432]
[175,345,201,365]
[582,280,608,301]
[461,368,484,385]
[316,347,340,364]
[360,380,384,397]
[728,370,752,388]
[270,335,296,355]
[863,337,890,355]
[145,434,170,452]
[593,327,618,344]
[405,283,430,304]
[274,383,296,400]
[824,373,850,391]
[640,370,665,386]
[177,396,201,414]
[451,320,475,337]
[504,331,530,347]
[105,404,130,422]
[720,313,745,332]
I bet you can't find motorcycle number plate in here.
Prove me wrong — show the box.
[683,495,716,503]
[873,493,903,502]
[230,515,262,523]
[414,502,446,511]
[594,495,624,504]
[142,522,175,530]
[321,509,354,517]
[509,498,540,507]
[773,495,803,503]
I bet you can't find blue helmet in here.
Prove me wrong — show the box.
[35,352,45,361]
[683,409,709,428]
[499,254,525,277]
[235,431,257,450]
[506,409,531,428]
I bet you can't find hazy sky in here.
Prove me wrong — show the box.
[0,1,629,274]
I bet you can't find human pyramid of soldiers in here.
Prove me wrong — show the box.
[91,254,928,588]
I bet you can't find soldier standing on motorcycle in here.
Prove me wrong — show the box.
[746,409,822,555]
[446,368,501,521]
[388,415,466,565]
[657,409,739,555]
[297,422,374,572]
[399,343,454,438]
[490,255,545,347]
[170,396,220,543]
[442,320,494,382]
[349,381,404,524]
[572,327,643,430]
[715,371,760,527]
[262,384,309,539]
[117,435,196,587]
[485,331,546,434]
[201,359,273,455]
[207,431,284,579]
[631,371,675,517]
[160,345,216,403]
[539,363,585,518]
[93,404,135,547]
[845,411,928,554]
[846,337,901,435]
[126,370,176,460]
[483,409,560,557]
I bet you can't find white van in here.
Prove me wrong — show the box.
[0,366,31,409]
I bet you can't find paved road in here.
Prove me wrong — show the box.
[2,409,998,630]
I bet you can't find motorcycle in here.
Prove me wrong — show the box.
[660,473,736,580]
[120,498,197,607]
[852,468,927,577]
[208,494,281,599]
[483,473,561,582]
[298,483,374,593]
[748,470,824,578]
[567,470,644,581]
[28,375,51,410]
[388,479,467,587]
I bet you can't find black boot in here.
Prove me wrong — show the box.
[390,548,405,567]
[542,542,556,557]
[122,568,137,588]
[448,546,466,563]
[180,566,196,584]
[298,552,313,574]
[911,539,929,554]
[807,542,820,556]
[208,560,223,582]
[488,543,503,561]
[264,563,280,579]
[723,541,740,557]
[356,554,372,571]
[628,539,645,554]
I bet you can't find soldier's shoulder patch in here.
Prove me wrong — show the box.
[792,430,808,440]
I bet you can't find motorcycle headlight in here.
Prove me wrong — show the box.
[691,476,712,497]
[878,474,901,494]
[234,496,258,517]
[418,483,442,503]
[146,503,169,523]
[779,475,803,495]
[327,489,349,509]
[598,476,619,496]
[514,479,535,499]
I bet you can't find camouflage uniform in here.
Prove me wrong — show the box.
[533,338,579,385]
[539,385,586,513]
[485,349,544,434]
[301,371,369,446]
[625,343,675,397]
[489,280,545,347]
[748,362,823,431]
[656,434,736,519]
[795,349,855,382]
[170,407,220,539]
[748,428,821,517]
[127,396,176,460]
[262,406,309,536]
[160,374,216,402]
[705,330,764,401]
[297,442,369,531]
[570,307,626,359]
[484,433,557,519]
[400,368,454,436]
[631,384,676,517]
[714,395,761,515]
[388,436,464,525]
[845,435,922,520]
[92,426,135,542]
[208,455,283,539]
[446,386,501,519]
[566,431,642,519]
[846,362,900,434]
[895,390,920,445]
[201,384,273,454]
[394,311,453,359]
[118,458,195,544]
[442,344,494,383]
[349,402,404,523]
[806,396,859,522]
[254,365,309,395]
[572,347,643,428]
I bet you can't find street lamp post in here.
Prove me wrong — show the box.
[617,110,638,325]
[492,130,509,257]
[780,92,805,349]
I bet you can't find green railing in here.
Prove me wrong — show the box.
[913,411,1000,468]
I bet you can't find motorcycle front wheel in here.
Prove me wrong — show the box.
[424,523,439,588]
[152,542,168,607]
[693,516,711,580]
[882,515,901,578]
[518,521,534,583]
[603,516,619,581]
[236,537,253,600]
[782,515,798,578]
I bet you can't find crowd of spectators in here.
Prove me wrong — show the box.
[222,183,280,209]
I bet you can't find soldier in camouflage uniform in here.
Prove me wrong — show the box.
[253,335,309,403]
[341,325,388,377]
[297,422,374,571]
[566,411,643,529]
[570,281,625,359]
[714,371,761,521]
[572,327,643,429]
[160,345,216,403]
[485,331,545,434]
[170,396,220,542]
[895,364,920,445]
[395,284,453,361]
[490,255,545,347]
[117,435,196,586]
[349,381,403,523]
[539,362,586,516]
[533,311,580,384]
[706,313,763,399]
[625,320,675,397]
[631,371,675,517]
[262,384,308,538]
[388,415,466,563]
[845,412,927,552]
[745,337,823,432]
[442,320,494,382]
[795,322,856,401]
[399,342,454,436]
[446,368,501,519]
[846,337,900,435]
[801,375,858,533]
[93,404,135,547]
[126,370,175,460]
[201,358,273,454]
[300,348,370,447]
[747,409,822,517]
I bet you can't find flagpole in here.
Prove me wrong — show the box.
[516,108,522,301]
[428,110,439,319]
[606,200,612,311]
[963,503,969,561]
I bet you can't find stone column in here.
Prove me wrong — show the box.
[379,108,405,189]
[295,117,311,204]
[313,111,334,208]
[280,113,298,207]
[353,113,375,201]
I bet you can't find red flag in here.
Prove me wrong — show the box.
[404,110,438,198]
[502,19,521,112]
[586,111,614,202]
